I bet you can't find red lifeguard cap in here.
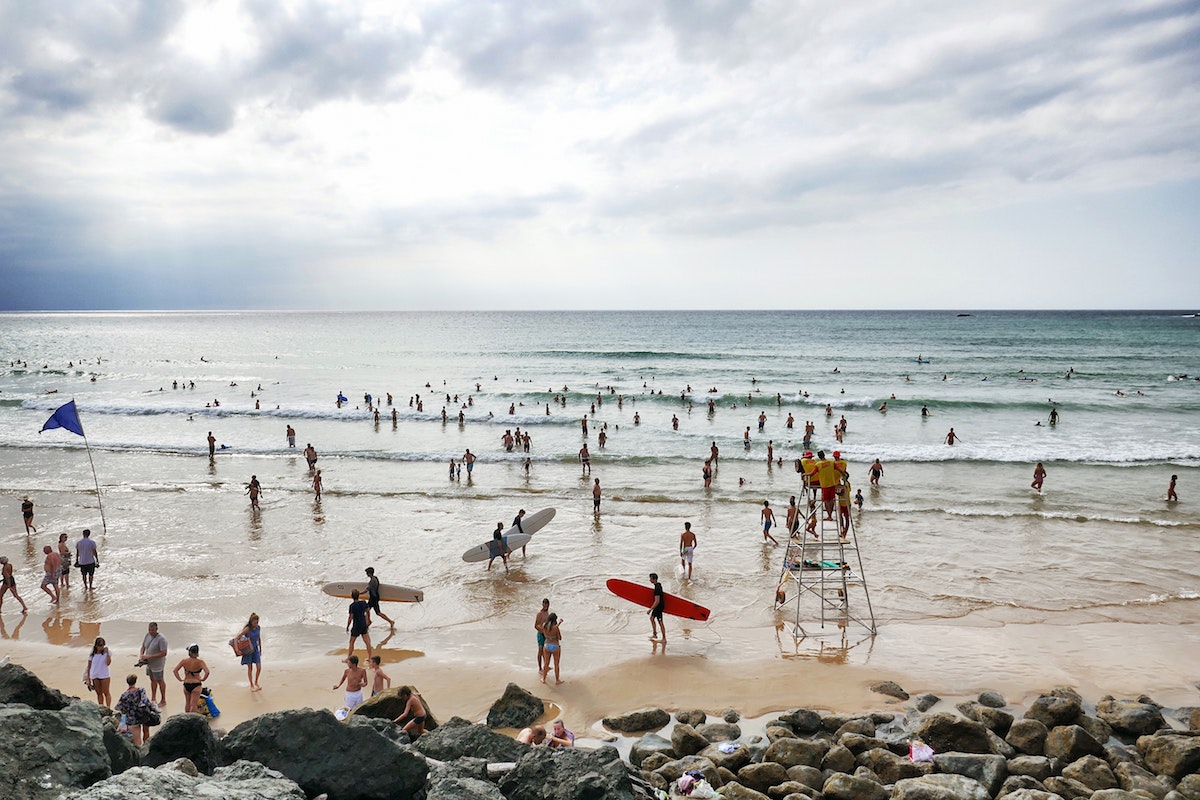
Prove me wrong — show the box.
[832,451,841,457]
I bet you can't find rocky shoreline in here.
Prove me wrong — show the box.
[1,661,1197,800]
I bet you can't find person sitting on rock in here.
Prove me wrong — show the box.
[517,724,546,745]
[547,719,574,748]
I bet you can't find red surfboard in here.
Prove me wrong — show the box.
[606,578,711,621]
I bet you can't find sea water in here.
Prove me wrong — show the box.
[0,310,1197,688]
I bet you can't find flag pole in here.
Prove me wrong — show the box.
[79,427,108,536]
[40,398,107,535]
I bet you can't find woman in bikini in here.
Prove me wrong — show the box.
[172,643,210,713]
[540,613,563,685]
[57,533,71,589]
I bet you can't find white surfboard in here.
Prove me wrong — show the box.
[461,507,556,563]
[321,581,424,603]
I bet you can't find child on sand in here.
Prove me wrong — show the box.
[369,655,391,697]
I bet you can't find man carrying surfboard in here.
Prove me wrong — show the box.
[363,567,395,629]
[486,523,509,572]
[648,573,666,642]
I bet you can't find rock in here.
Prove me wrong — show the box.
[486,682,544,730]
[1090,791,1155,800]
[933,753,1008,796]
[1191,709,1200,731]
[1097,699,1167,738]
[1025,695,1081,729]
[671,722,709,757]
[739,762,791,794]
[1140,733,1200,781]
[629,732,675,768]
[677,709,707,727]
[859,748,926,783]
[998,775,1047,796]
[979,691,1007,709]
[602,707,669,733]
[1043,776,1094,799]
[725,708,743,723]
[697,721,742,741]
[768,725,800,743]
[974,707,1015,735]
[824,743,857,773]
[1007,756,1053,781]
[0,662,74,710]
[640,752,672,772]
[427,770,505,800]
[719,766,739,785]
[1178,774,1200,800]
[221,707,427,800]
[101,720,141,776]
[915,713,994,755]
[651,754,720,787]
[1044,725,1105,762]
[346,715,408,745]
[780,708,825,734]
[59,760,307,800]
[766,738,831,769]
[699,740,751,771]
[350,686,438,730]
[836,719,877,739]
[1076,714,1114,745]
[0,702,112,800]
[142,713,221,774]
[892,774,991,800]
[987,729,1017,759]
[721,783,772,800]
[839,733,887,755]
[163,758,199,777]
[1006,719,1049,755]
[871,681,910,701]
[821,772,889,800]
[913,694,942,713]
[999,790,1061,800]
[786,764,825,789]
[1104,742,1143,768]
[1113,762,1169,799]
[770,781,816,799]
[413,716,525,762]
[1061,754,1117,790]
[500,745,639,800]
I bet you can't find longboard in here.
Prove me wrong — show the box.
[606,578,711,621]
[461,507,556,563]
[321,581,424,603]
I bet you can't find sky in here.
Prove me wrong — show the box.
[1,0,1198,311]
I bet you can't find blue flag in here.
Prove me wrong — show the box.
[41,400,85,437]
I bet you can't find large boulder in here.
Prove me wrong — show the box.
[1007,755,1053,781]
[672,722,710,757]
[1061,754,1117,790]
[351,686,439,730]
[738,761,790,794]
[779,708,824,734]
[0,702,112,800]
[413,716,525,762]
[821,772,889,800]
[697,721,742,741]
[101,720,141,776]
[933,753,1009,796]
[1113,762,1170,799]
[486,683,544,729]
[915,714,994,755]
[824,743,857,773]
[1025,694,1081,729]
[1006,719,1049,756]
[998,775,1048,796]
[59,759,307,800]
[602,707,669,733]
[786,764,825,789]
[629,732,675,767]
[1044,725,1105,762]
[221,707,427,800]
[426,765,506,800]
[958,702,1015,735]
[1140,733,1200,781]
[979,691,1007,709]
[142,713,222,774]
[0,662,74,710]
[892,774,991,800]
[498,745,638,800]
[1097,699,1167,738]
[913,694,942,713]
[764,737,830,768]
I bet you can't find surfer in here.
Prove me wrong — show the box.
[679,522,697,579]
[760,501,779,546]
[1031,462,1047,493]
[487,523,510,572]
[345,590,373,661]
[364,567,395,629]
[513,509,529,556]
[535,598,551,673]
[1049,408,1059,426]
[207,431,216,458]
[648,573,666,643]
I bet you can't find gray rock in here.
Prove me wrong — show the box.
[913,694,942,713]
[413,716,526,762]
[602,706,670,733]
[1104,742,1144,768]
[854,766,881,783]
[859,748,927,784]
[0,662,74,710]
[629,732,675,767]
[100,719,141,776]
[651,754,720,787]
[1113,762,1169,799]
[640,752,672,772]
[892,774,991,800]
[350,686,439,729]
[1025,695,1081,729]
[787,765,826,788]
[836,719,877,739]
[427,770,505,800]
[1097,699,1167,738]
[979,691,1007,709]
[221,707,427,800]
[999,790,1061,800]
[346,715,409,746]
[1042,776,1094,799]
[987,729,1017,759]
[719,766,739,785]
[59,760,307,800]
[914,714,994,755]
[739,761,791,794]
[499,745,639,800]
[1076,714,1114,745]
[824,744,857,773]
[721,783,772,800]
[821,772,889,800]
[979,708,1016,736]
[998,775,1048,797]
[1090,791,1157,800]
[768,725,801,743]
[1006,719,1049,756]
[1177,774,1200,800]
[0,702,112,800]
[1044,725,1105,762]
[767,738,831,769]
[725,708,743,723]
[676,709,707,727]
[771,781,817,799]
[871,681,910,701]
[486,682,544,730]
[839,733,888,755]
[671,722,709,757]
[700,740,751,771]
[697,721,742,741]
[1061,754,1117,790]
[142,713,221,774]
[1007,756,1053,781]
[780,709,825,734]
[1141,733,1200,781]
[933,753,1008,796]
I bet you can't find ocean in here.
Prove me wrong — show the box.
[1,310,1198,705]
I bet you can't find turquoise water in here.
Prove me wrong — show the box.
[0,310,1196,689]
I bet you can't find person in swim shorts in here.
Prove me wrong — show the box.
[679,522,697,579]
[760,501,779,546]
[534,598,551,672]
[332,655,368,711]
[392,685,427,737]
[648,573,666,642]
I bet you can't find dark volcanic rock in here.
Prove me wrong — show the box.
[915,713,994,754]
[913,694,942,712]
[699,740,752,771]
[0,702,112,800]
[764,737,830,768]
[779,708,824,734]
[498,745,639,800]
[697,720,742,741]
[413,716,526,762]
[0,661,74,710]
[979,691,1007,709]
[738,761,790,794]
[933,753,1009,796]
[1061,754,1117,790]
[603,706,670,733]
[1025,694,1082,729]
[221,707,427,800]
[59,759,307,800]
[142,713,221,774]
[676,709,707,727]
[486,682,544,729]
[860,747,928,783]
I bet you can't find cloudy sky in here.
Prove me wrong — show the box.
[1,0,1197,310]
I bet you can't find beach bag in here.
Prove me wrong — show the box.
[230,635,253,657]
[199,688,221,717]
[909,740,934,762]
[140,691,162,726]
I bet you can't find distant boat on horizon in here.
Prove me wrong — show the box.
[957,313,974,317]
